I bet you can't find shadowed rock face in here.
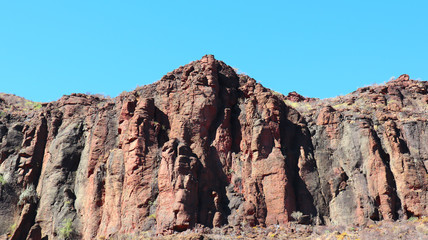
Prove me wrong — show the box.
[0,56,427,239]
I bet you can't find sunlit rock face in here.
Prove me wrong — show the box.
[0,56,426,239]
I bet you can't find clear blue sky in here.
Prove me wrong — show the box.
[1,1,427,102]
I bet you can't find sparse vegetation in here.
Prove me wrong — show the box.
[0,174,6,185]
[284,100,300,108]
[291,211,303,221]
[284,100,314,111]
[10,223,17,233]
[33,102,42,109]
[59,218,74,239]
[127,219,428,239]
[336,231,348,240]
[18,185,38,205]
[374,124,379,131]
[332,102,349,110]
[24,100,43,111]
[270,90,283,97]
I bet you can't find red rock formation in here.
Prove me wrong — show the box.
[285,91,317,102]
[0,59,427,239]
[157,139,201,233]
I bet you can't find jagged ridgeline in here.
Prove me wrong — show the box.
[0,55,427,239]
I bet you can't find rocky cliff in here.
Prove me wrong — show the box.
[0,55,427,239]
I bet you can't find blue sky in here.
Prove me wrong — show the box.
[1,1,427,102]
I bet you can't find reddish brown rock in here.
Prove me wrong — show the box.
[157,139,201,233]
[366,129,396,221]
[383,121,427,218]
[0,56,426,239]
[286,91,317,102]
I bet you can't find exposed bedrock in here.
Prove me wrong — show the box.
[0,56,426,239]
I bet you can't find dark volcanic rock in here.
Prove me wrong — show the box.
[0,58,427,239]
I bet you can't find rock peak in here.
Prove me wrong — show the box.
[200,54,216,63]
[285,91,317,102]
[395,74,410,82]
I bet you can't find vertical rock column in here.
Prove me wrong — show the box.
[384,121,428,217]
[157,139,200,233]
[116,97,160,234]
[366,129,397,220]
[238,79,296,226]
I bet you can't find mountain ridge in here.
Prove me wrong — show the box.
[0,55,427,239]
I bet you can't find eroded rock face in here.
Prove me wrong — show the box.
[0,58,426,239]
[298,74,428,225]
[157,139,201,233]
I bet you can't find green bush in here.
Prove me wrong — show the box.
[33,102,42,110]
[59,219,74,239]
[9,223,16,233]
[0,175,6,185]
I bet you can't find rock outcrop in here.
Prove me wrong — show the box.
[0,56,427,239]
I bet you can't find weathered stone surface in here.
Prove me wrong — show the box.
[299,74,428,225]
[0,58,427,239]
[157,139,201,233]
